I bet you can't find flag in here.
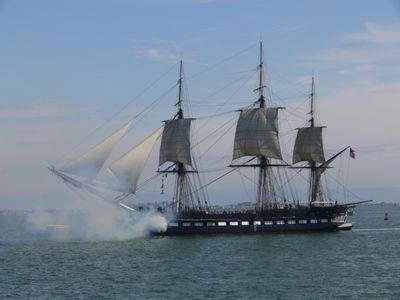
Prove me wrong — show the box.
[350,148,356,159]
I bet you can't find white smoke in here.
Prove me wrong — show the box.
[25,128,170,242]
[26,196,169,242]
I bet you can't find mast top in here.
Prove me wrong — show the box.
[309,76,315,127]
[175,60,184,119]
[257,42,266,108]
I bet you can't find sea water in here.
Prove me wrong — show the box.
[1,204,399,299]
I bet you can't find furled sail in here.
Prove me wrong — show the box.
[233,107,282,160]
[99,127,163,194]
[60,122,131,179]
[159,119,192,166]
[292,127,325,164]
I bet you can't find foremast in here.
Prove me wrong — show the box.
[158,61,200,214]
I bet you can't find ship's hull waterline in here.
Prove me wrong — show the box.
[151,207,352,236]
[152,221,349,236]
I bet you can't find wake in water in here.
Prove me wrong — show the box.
[353,228,400,232]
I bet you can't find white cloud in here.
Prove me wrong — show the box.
[317,80,400,187]
[337,64,375,76]
[134,45,203,65]
[0,117,123,208]
[311,22,400,67]
[159,0,241,4]
[0,102,97,119]
[355,64,375,71]
[190,0,237,3]
[0,103,62,118]
[320,80,400,145]
[274,73,400,189]
[295,75,313,85]
[133,38,205,64]
[338,69,351,75]
[344,22,400,45]
[312,46,399,64]
[136,47,181,63]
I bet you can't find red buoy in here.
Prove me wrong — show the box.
[384,212,389,221]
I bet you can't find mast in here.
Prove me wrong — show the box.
[309,76,315,127]
[175,60,185,212]
[177,60,184,119]
[158,60,195,214]
[308,76,321,204]
[256,42,269,210]
[231,42,284,210]
[257,42,266,107]
[292,77,325,204]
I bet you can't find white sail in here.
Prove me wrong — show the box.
[292,127,325,164]
[100,127,163,193]
[159,119,192,166]
[60,122,131,179]
[233,107,282,160]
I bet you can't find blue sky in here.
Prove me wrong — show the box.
[1,0,400,209]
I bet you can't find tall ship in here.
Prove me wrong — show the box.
[49,43,369,236]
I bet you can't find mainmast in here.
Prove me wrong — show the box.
[256,42,269,210]
[231,42,284,210]
[176,60,184,119]
[257,42,266,107]
[175,60,185,212]
[308,77,321,204]
[309,76,315,127]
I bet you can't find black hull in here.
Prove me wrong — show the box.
[152,222,343,236]
[151,205,350,236]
